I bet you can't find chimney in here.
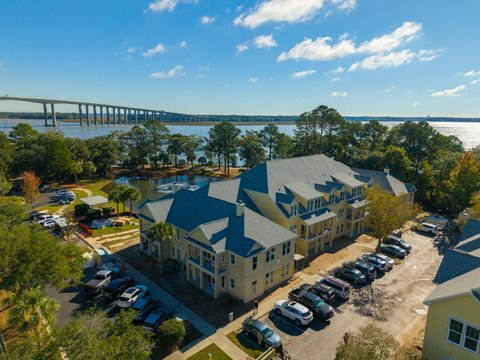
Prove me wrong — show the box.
[172,182,179,194]
[384,168,390,176]
[236,201,245,217]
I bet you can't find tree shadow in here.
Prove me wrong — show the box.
[431,230,459,255]
[350,283,394,321]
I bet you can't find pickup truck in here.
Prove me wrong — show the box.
[289,285,334,321]
[85,269,119,295]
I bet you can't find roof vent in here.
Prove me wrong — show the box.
[384,168,390,175]
[236,201,245,217]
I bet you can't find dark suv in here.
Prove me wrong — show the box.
[384,235,412,253]
[103,276,135,301]
[308,284,336,304]
[343,261,377,280]
[333,267,367,285]
[242,318,282,349]
[289,290,334,321]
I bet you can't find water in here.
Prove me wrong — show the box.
[114,174,220,206]
[1,118,479,149]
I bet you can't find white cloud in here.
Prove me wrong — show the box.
[357,21,422,54]
[127,47,136,54]
[417,49,444,62]
[331,0,356,12]
[234,0,326,29]
[469,79,480,85]
[147,0,196,13]
[329,77,341,83]
[179,41,188,48]
[465,69,480,77]
[385,85,395,93]
[331,91,348,97]
[200,16,216,25]
[237,43,249,53]
[326,66,345,75]
[248,77,259,83]
[278,37,355,62]
[431,85,466,97]
[349,49,416,71]
[143,43,166,57]
[412,102,420,107]
[291,69,316,78]
[253,34,277,48]
[149,65,185,79]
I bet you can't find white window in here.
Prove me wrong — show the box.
[230,277,235,288]
[230,254,236,265]
[221,276,225,288]
[252,280,257,294]
[266,248,275,263]
[252,256,258,270]
[314,198,321,209]
[291,204,298,216]
[265,271,274,285]
[221,254,226,265]
[340,191,346,201]
[448,318,480,353]
[329,194,335,204]
[282,242,291,255]
[175,228,180,240]
[289,224,297,233]
[281,264,290,277]
[339,208,344,218]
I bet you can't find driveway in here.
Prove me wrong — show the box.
[256,230,444,359]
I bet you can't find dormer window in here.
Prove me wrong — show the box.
[329,194,335,204]
[314,198,321,209]
[352,188,358,197]
[291,204,298,216]
[307,201,313,212]
[340,191,346,201]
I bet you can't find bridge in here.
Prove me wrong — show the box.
[0,96,202,126]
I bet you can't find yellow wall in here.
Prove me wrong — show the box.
[424,295,480,360]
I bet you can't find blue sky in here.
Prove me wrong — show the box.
[1,0,480,116]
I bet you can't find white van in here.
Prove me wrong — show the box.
[418,222,439,235]
[316,276,351,300]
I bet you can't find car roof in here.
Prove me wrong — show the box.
[304,291,321,302]
[132,297,152,309]
[288,301,308,312]
[250,320,268,331]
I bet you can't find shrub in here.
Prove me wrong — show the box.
[159,319,186,349]
[74,203,89,216]
[102,206,113,215]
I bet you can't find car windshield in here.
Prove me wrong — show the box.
[314,299,326,307]
[261,327,274,338]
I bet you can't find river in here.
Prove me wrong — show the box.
[1,118,479,149]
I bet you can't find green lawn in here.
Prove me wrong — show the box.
[226,331,264,359]
[187,344,232,360]
[90,222,139,237]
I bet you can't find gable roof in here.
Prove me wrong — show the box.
[425,267,480,304]
[433,249,480,284]
[352,168,414,196]
[285,181,322,200]
[457,219,480,252]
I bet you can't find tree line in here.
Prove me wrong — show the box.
[1,105,480,213]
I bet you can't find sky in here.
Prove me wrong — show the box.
[1,0,480,117]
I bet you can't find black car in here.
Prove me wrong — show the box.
[102,276,135,300]
[334,267,367,285]
[142,307,173,333]
[384,235,412,253]
[343,261,377,281]
[308,284,336,304]
[294,291,334,321]
[379,243,407,259]
[132,297,157,323]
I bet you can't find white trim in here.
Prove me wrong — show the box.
[446,316,480,354]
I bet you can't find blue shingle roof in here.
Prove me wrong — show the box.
[433,249,480,284]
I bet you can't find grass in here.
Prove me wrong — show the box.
[187,344,232,360]
[91,222,139,237]
[226,331,264,359]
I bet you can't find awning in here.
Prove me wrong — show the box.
[81,195,109,207]
[348,199,367,209]
[294,253,305,261]
[301,209,337,226]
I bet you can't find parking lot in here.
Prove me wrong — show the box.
[253,230,446,359]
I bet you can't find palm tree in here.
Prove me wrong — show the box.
[125,187,141,217]
[108,187,122,217]
[118,185,130,214]
[8,287,59,342]
[146,222,175,272]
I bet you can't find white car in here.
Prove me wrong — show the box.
[367,252,394,270]
[274,300,313,326]
[41,220,57,229]
[117,285,149,308]
[38,215,60,226]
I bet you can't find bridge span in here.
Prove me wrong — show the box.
[0,96,202,126]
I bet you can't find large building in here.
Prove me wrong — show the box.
[139,155,415,303]
[423,218,480,359]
